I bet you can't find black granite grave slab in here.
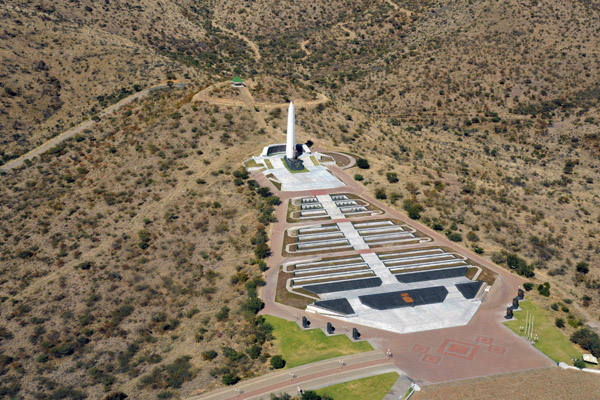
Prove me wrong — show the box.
[313,298,355,315]
[395,267,468,283]
[303,277,382,294]
[455,281,484,299]
[359,286,448,310]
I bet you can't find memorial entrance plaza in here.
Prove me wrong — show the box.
[253,152,553,385]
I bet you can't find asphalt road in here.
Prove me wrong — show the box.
[187,351,396,400]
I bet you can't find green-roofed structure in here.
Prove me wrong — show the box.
[232,75,245,87]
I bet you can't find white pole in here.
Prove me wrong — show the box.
[531,316,535,342]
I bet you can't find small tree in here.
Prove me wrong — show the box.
[576,262,589,274]
[537,282,550,297]
[386,172,398,183]
[222,373,240,385]
[216,306,230,322]
[374,188,387,200]
[403,199,423,219]
[270,355,286,369]
[555,318,565,328]
[356,158,370,169]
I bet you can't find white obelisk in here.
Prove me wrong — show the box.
[286,101,296,159]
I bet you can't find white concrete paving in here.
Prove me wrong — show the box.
[316,195,345,219]
[361,253,397,285]
[253,154,346,192]
[338,222,369,250]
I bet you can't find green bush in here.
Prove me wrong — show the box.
[247,344,261,359]
[551,303,559,311]
[164,356,194,388]
[356,158,370,169]
[254,243,271,259]
[216,306,230,322]
[386,172,398,183]
[242,297,263,314]
[201,350,217,361]
[571,328,600,357]
[537,282,550,297]
[523,282,534,291]
[447,232,463,242]
[576,261,589,274]
[374,188,386,199]
[270,355,286,369]
[403,199,423,219]
[138,229,151,249]
[222,373,240,385]
[354,174,364,181]
[555,318,565,328]
[574,358,586,369]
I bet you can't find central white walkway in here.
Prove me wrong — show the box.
[337,222,369,250]
[316,194,345,219]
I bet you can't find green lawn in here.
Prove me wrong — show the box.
[244,159,263,169]
[263,315,373,368]
[504,300,581,364]
[316,372,399,400]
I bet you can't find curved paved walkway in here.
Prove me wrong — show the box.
[0,82,188,171]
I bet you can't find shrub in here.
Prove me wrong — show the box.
[164,356,194,388]
[270,355,286,369]
[242,297,263,314]
[537,282,550,297]
[466,231,479,242]
[403,199,423,219]
[551,303,559,311]
[138,229,151,249]
[76,261,93,270]
[576,261,589,274]
[216,306,230,322]
[258,260,268,271]
[447,232,463,242]
[254,243,270,259]
[222,373,240,385]
[222,347,247,362]
[523,282,534,291]
[247,344,261,359]
[574,358,586,369]
[386,172,398,183]
[356,158,370,169]
[354,174,364,181]
[112,305,134,325]
[472,245,484,254]
[555,318,565,328]
[201,350,218,361]
[374,188,386,200]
